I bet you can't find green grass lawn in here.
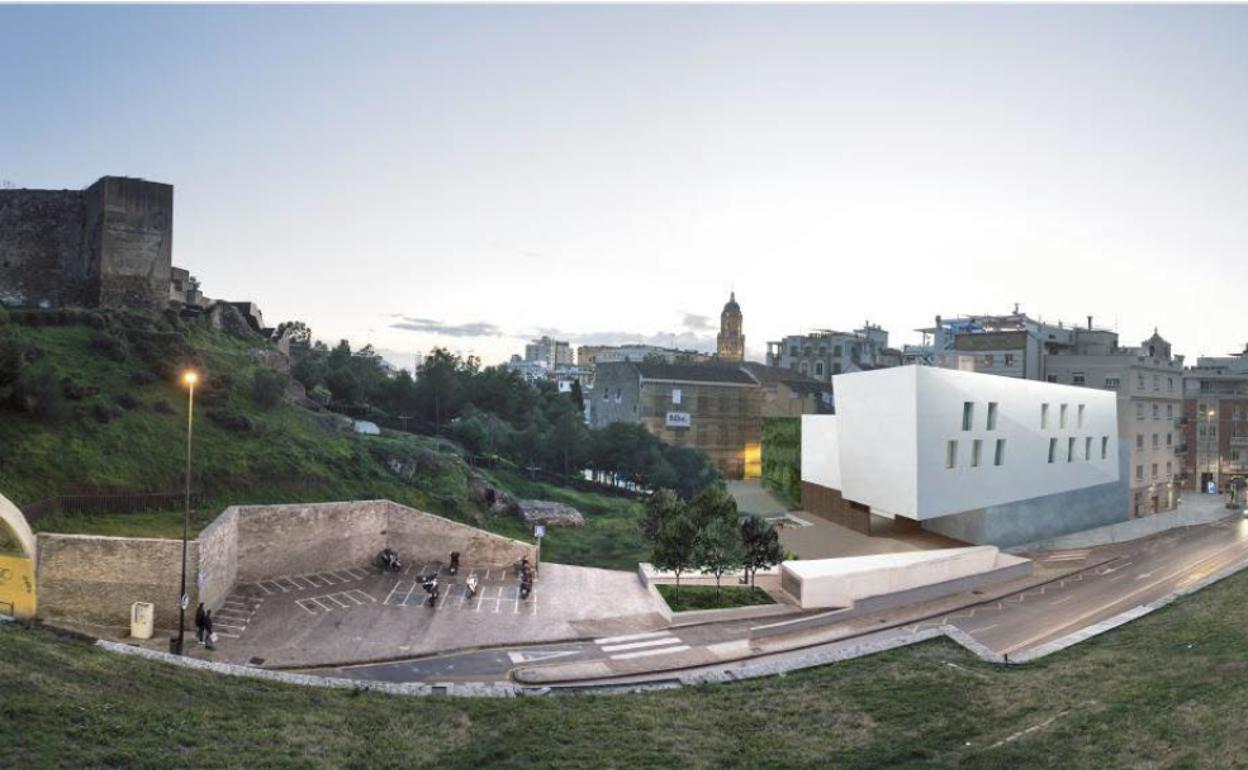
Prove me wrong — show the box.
[9,564,1248,768]
[657,583,776,611]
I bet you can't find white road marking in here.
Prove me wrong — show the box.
[214,631,241,639]
[383,582,401,605]
[493,585,504,614]
[402,582,417,606]
[506,649,581,664]
[967,624,999,634]
[601,637,679,653]
[595,630,672,645]
[1049,595,1074,606]
[295,599,319,615]
[349,589,375,603]
[610,645,691,660]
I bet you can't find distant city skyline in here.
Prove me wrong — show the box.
[4,4,1248,370]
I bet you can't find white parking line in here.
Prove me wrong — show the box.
[1049,595,1074,606]
[967,623,999,634]
[383,582,402,605]
[347,568,368,580]
[402,582,417,606]
[530,587,538,616]
[601,637,678,653]
[492,585,504,614]
[311,597,335,611]
[214,631,241,639]
[610,645,690,661]
[349,589,375,603]
[295,599,319,615]
[595,630,672,645]
[213,623,246,632]
[326,594,350,608]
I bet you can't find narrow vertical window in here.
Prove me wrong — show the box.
[971,439,982,467]
[994,439,1005,466]
[946,440,958,469]
[1060,404,1069,429]
[987,402,998,431]
[962,402,974,431]
[1048,438,1057,464]
[1041,403,1050,429]
[1067,437,1076,462]
[1078,404,1086,429]
[1085,437,1092,461]
[1102,436,1109,459]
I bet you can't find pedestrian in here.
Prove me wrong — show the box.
[195,602,207,646]
[204,609,216,651]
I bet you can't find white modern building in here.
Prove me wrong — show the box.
[800,366,1128,547]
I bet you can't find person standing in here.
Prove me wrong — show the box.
[195,602,207,646]
[204,609,216,651]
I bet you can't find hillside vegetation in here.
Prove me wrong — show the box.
[7,548,1248,767]
[0,307,649,567]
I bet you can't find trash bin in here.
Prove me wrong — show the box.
[130,601,154,640]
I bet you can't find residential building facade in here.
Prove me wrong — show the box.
[1045,329,1185,516]
[1182,344,1248,493]
[524,336,573,368]
[800,366,1126,548]
[576,344,710,368]
[765,322,897,382]
[589,362,762,479]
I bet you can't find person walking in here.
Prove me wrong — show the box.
[195,602,208,646]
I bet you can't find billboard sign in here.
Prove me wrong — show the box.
[665,412,692,429]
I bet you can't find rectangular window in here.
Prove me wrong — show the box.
[671,388,682,405]
[946,440,958,469]
[1073,372,1086,386]
[1153,375,1160,391]
[994,439,1005,466]
[1151,463,1158,479]
[1168,377,1174,392]
[987,402,998,430]
[1136,465,1143,481]
[1152,434,1159,448]
[962,402,974,431]
[1047,374,1058,383]
[1048,438,1057,464]
[1078,404,1085,428]
[1138,374,1145,389]
[1136,403,1144,421]
[1167,404,1173,419]
[1041,403,1050,429]
[1004,354,1015,367]
[1102,436,1109,459]
[1060,404,1068,429]
[984,354,995,366]
[1085,437,1093,461]
[1136,434,1144,449]
[1152,403,1159,420]
[1167,461,1172,475]
[971,439,982,467]
[1166,433,1172,446]
[1105,375,1121,389]
[1068,437,1076,462]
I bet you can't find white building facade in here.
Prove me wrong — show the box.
[801,366,1128,547]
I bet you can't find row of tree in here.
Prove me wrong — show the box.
[289,339,722,499]
[643,486,784,597]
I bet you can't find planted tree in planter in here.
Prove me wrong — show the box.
[653,509,698,596]
[740,514,784,589]
[692,515,745,600]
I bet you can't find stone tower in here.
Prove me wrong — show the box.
[717,291,745,362]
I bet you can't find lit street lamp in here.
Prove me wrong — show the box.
[173,370,198,655]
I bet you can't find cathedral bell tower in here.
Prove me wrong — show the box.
[717,291,745,362]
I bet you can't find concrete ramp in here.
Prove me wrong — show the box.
[780,546,1030,609]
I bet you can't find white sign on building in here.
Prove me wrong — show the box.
[665,411,692,429]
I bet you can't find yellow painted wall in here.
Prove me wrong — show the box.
[743,442,763,479]
[0,553,36,618]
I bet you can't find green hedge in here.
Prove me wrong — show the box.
[761,416,801,508]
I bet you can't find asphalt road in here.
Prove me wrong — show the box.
[327,512,1248,686]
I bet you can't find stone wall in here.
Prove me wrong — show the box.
[0,177,172,311]
[0,189,90,307]
[384,501,537,568]
[36,533,197,629]
[231,500,389,581]
[196,506,238,610]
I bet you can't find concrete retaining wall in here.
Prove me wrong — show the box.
[36,533,197,629]
[197,507,238,610]
[1007,496,1234,553]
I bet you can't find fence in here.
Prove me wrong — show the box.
[20,492,204,527]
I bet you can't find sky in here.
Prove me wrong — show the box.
[3,4,1248,369]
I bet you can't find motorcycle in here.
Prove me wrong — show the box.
[449,551,460,576]
[465,574,479,600]
[378,548,402,573]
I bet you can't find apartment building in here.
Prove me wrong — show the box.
[524,336,573,367]
[765,322,900,382]
[1045,329,1184,516]
[1182,344,1248,493]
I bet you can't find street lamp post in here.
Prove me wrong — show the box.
[173,370,198,655]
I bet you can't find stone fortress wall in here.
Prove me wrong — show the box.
[0,176,173,311]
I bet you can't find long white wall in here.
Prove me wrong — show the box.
[804,366,1120,520]
[800,415,841,491]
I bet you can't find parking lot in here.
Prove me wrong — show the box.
[207,561,666,668]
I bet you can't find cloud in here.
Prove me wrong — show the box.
[390,316,504,338]
[681,312,714,333]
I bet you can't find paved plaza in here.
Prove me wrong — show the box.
[202,560,668,668]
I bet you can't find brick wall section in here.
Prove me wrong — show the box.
[383,500,536,568]
[196,506,238,610]
[36,533,197,629]
[230,501,389,582]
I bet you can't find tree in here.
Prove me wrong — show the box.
[687,485,739,533]
[641,488,683,544]
[415,348,462,429]
[652,506,697,596]
[692,515,745,600]
[740,515,784,589]
[251,369,287,410]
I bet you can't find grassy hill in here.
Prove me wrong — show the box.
[0,309,645,568]
[7,547,1248,767]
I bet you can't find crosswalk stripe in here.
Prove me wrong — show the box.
[600,637,679,653]
[595,630,671,645]
[610,645,690,661]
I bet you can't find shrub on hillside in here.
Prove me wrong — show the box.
[87,332,129,363]
[152,399,175,415]
[207,408,255,432]
[60,378,99,401]
[251,369,287,410]
[130,371,158,386]
[115,393,141,411]
[0,326,20,406]
[91,401,123,424]
[17,366,69,424]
